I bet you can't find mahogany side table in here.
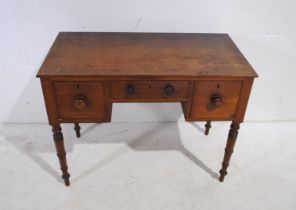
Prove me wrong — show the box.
[37,32,258,186]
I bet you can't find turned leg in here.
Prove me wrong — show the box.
[204,121,211,135]
[52,124,70,186]
[219,121,240,182]
[74,122,81,138]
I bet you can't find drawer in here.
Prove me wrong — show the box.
[110,81,190,101]
[54,82,106,120]
[190,81,242,120]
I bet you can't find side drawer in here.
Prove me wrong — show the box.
[54,82,106,120]
[190,80,242,120]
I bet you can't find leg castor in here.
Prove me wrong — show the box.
[219,121,240,182]
[52,124,70,186]
[74,122,81,138]
[204,121,211,135]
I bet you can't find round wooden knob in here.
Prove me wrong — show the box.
[164,84,174,96]
[210,94,223,107]
[126,84,135,95]
[73,95,87,109]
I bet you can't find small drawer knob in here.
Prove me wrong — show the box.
[126,84,135,95]
[73,95,87,109]
[164,84,174,96]
[210,94,223,107]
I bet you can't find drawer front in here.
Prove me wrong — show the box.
[54,82,106,120]
[110,81,190,101]
[190,81,242,120]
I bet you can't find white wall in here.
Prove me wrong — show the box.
[1,0,296,123]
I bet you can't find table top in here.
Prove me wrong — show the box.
[37,32,258,78]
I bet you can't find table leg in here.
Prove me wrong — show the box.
[52,124,70,186]
[219,121,240,182]
[74,122,81,138]
[204,121,211,135]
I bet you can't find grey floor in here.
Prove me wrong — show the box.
[0,122,295,210]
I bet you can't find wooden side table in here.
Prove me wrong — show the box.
[37,32,258,186]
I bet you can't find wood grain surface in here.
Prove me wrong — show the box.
[37,32,258,77]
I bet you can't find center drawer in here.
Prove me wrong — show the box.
[110,81,190,101]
